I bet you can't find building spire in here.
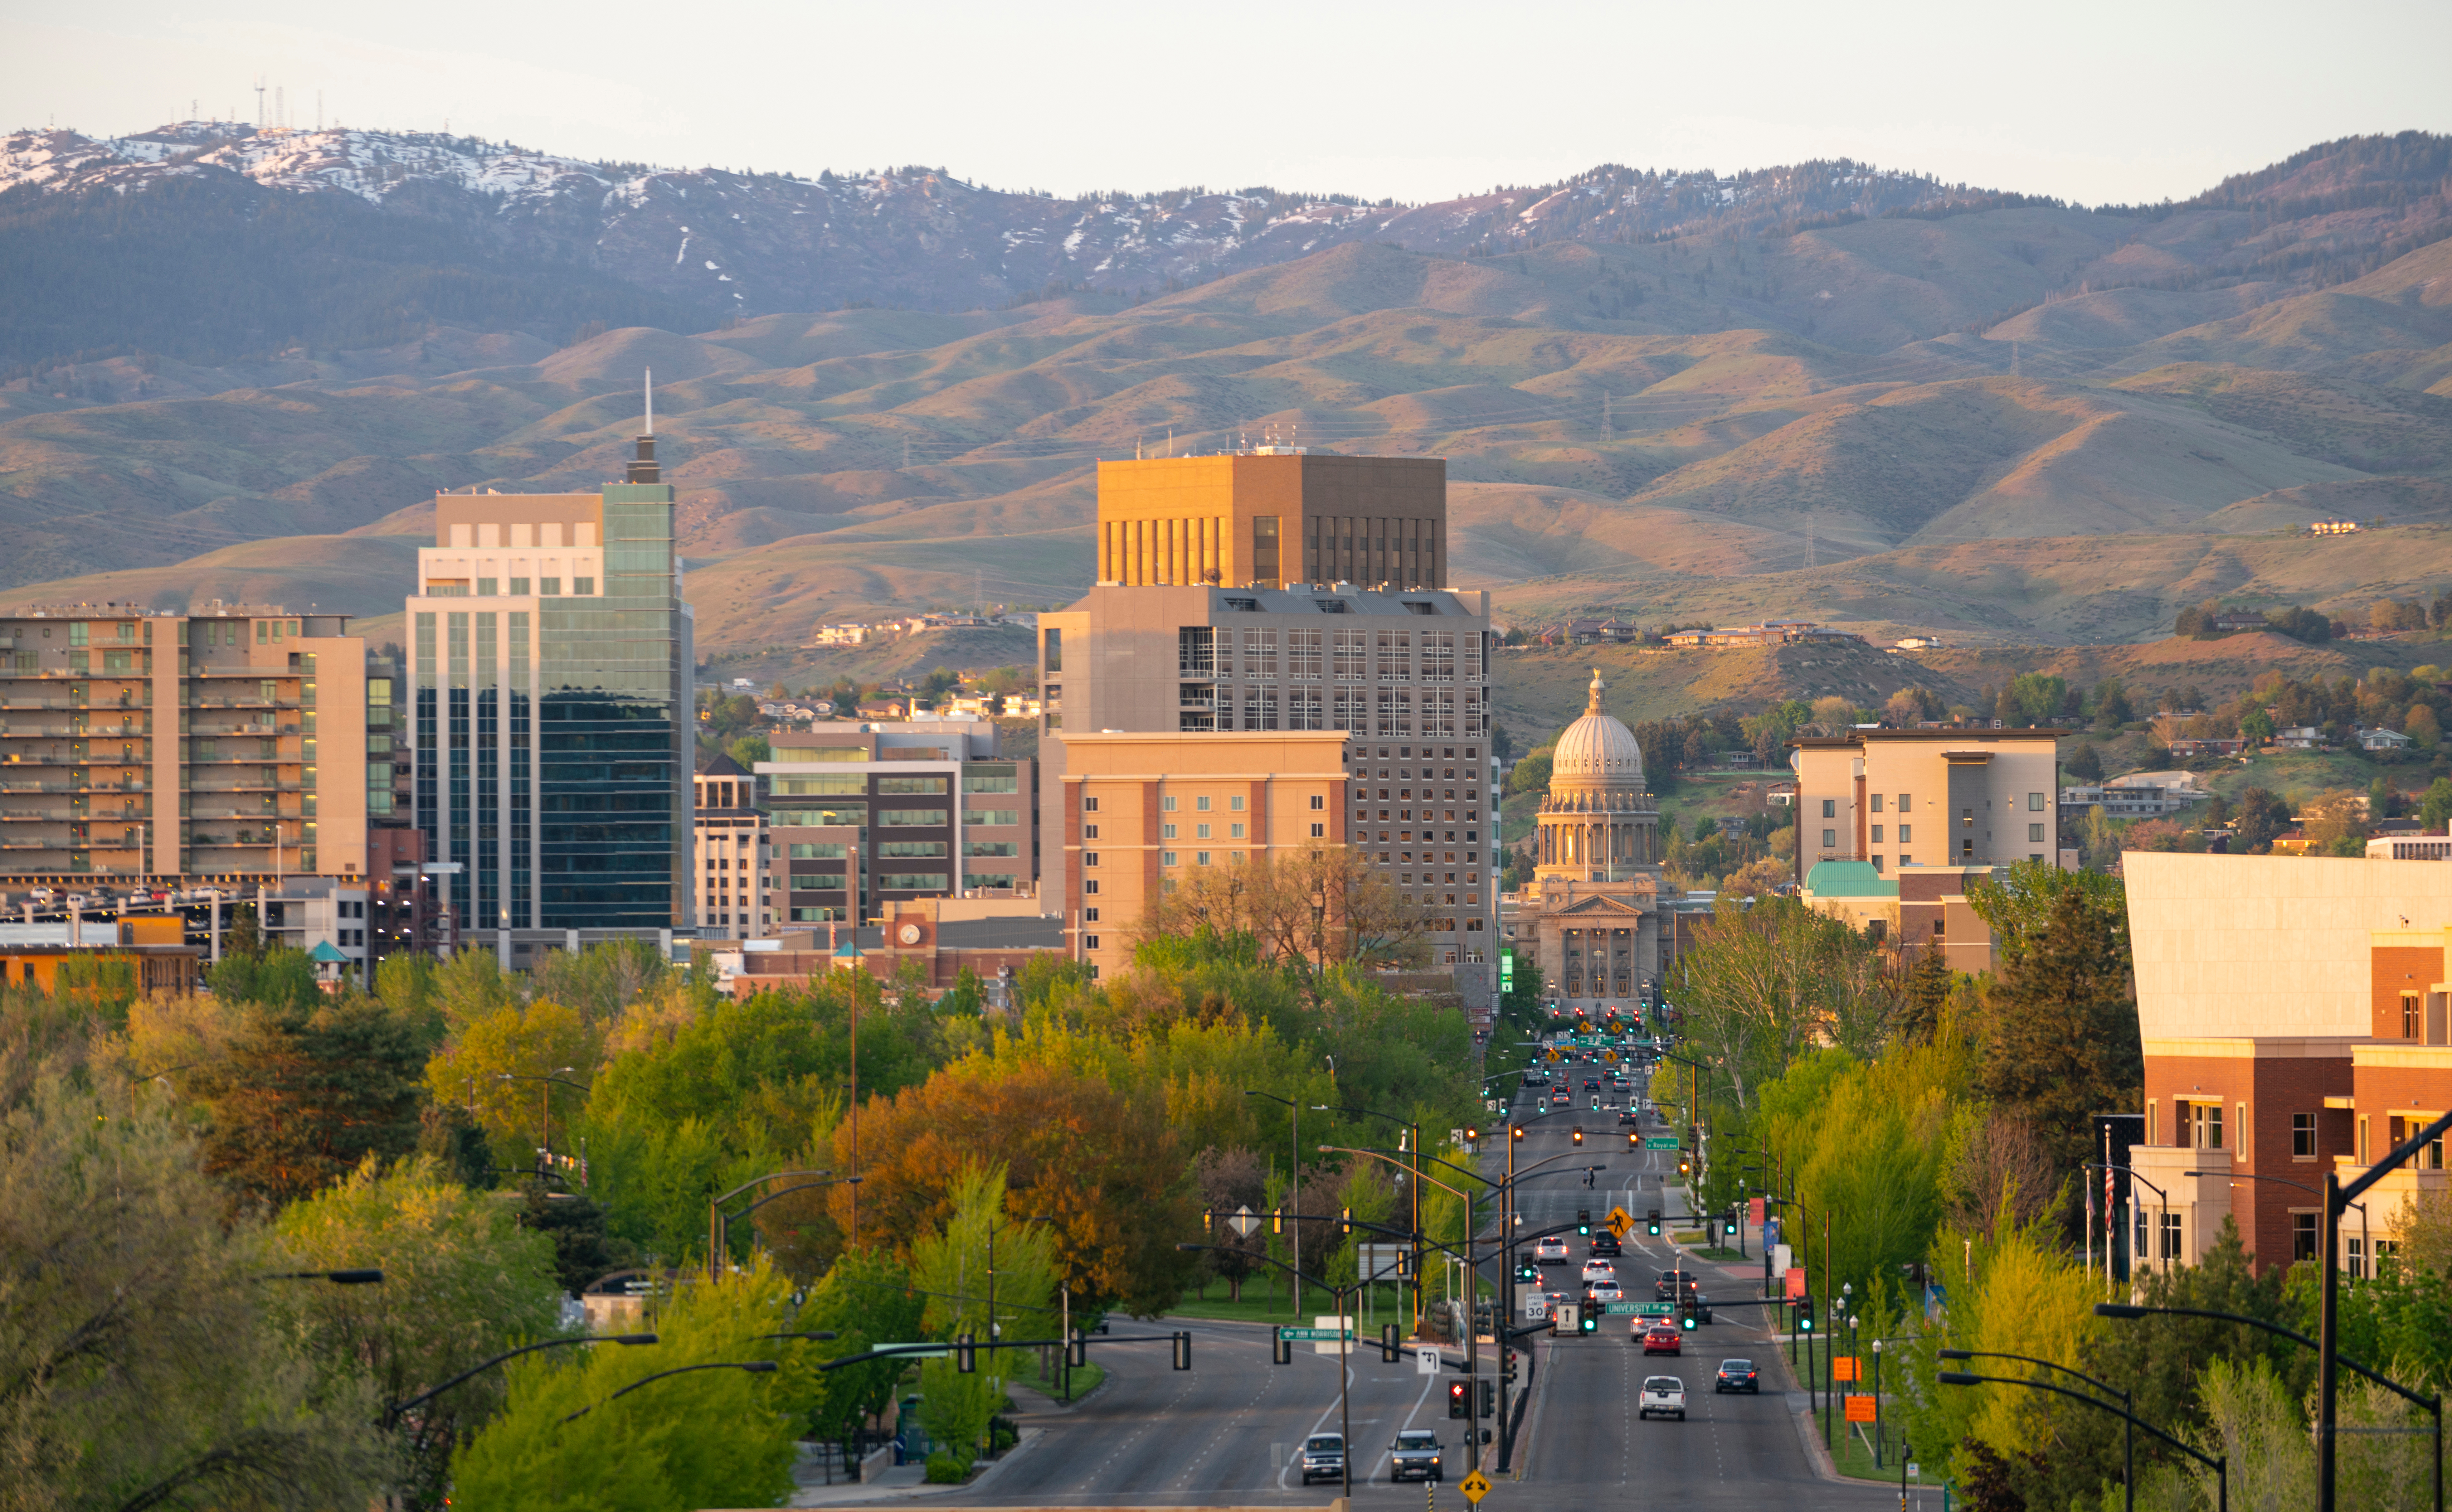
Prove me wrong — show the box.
[626,367,660,484]
[1587,667,1604,715]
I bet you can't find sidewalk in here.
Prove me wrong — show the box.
[786,1427,1048,1507]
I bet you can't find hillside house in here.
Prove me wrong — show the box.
[2276,726,2325,750]
[2360,726,2416,752]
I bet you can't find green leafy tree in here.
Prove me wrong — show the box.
[1896,945,1953,1047]
[727,733,771,768]
[193,994,431,1208]
[2420,777,2452,832]
[374,951,439,1018]
[1656,896,1895,1112]
[421,997,603,1164]
[797,1249,924,1456]
[1976,882,2142,1181]
[207,944,323,1012]
[448,1257,812,1510]
[274,1154,566,1506]
[2231,786,2293,852]
[0,1067,387,1509]
[2063,742,2103,783]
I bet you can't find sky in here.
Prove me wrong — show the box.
[8,0,2449,207]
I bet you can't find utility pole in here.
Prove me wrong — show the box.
[1602,393,1613,445]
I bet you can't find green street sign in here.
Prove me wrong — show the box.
[1277,1327,1355,1341]
[1644,1136,1681,1150]
[1635,1302,1674,1318]
[1604,1301,1645,1315]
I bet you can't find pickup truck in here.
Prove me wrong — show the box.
[1389,1430,1444,1482]
[1637,1374,1688,1421]
[1298,1433,1345,1485]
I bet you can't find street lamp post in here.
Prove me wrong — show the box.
[1316,1100,1422,1333]
[495,1069,586,1179]
[1245,1090,1306,1314]
[1944,1347,2133,1511]
[384,1333,657,1429]
[707,1170,861,1280]
[1941,1370,2224,1512]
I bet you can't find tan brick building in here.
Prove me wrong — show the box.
[1791,728,2062,883]
[1055,730,1350,980]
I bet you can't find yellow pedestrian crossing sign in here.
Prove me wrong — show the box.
[1459,1467,1493,1504]
[1606,1206,1632,1240]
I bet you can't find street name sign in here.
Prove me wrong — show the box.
[1644,1136,1680,1150]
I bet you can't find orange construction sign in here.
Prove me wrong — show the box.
[1832,1356,1860,1382]
[1845,1393,1878,1423]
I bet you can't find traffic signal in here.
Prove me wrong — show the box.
[1480,1379,1497,1417]
[1511,1123,1524,1142]
[1572,1127,1584,1146]
[1465,1125,1480,1143]
[1797,1297,1816,1334]
[1067,1330,1087,1368]
[1627,1131,1639,1148]
[1272,1327,1293,1365]
[1501,1347,1519,1383]
[1449,1381,1469,1419]
[1171,1331,1192,1370]
[1577,1209,1591,1235]
[1680,1310,1697,1332]
[1380,1323,1401,1363]
[1578,1308,1598,1335]
[956,1333,977,1373]
[1272,1207,1284,1235]
[1339,1206,1353,1236]
[1646,1208,1661,1236]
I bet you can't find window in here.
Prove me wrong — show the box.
[1083,935,1100,950]
[1083,879,1099,894]
[966,840,1019,857]
[1870,794,1884,812]
[777,775,864,795]
[1195,823,1210,838]
[572,577,594,595]
[1898,793,1911,811]
[1230,822,1245,838]
[878,809,946,826]
[1898,824,1912,843]
[1082,853,1098,867]
[509,577,530,594]
[2159,1211,2182,1262]
[477,578,498,596]
[1311,822,1326,837]
[539,577,561,595]
[1162,796,1178,812]
[1821,799,1836,818]
[1195,795,1212,812]
[1310,794,1325,810]
[1162,824,1178,839]
[2293,1112,2316,1159]
[2028,791,2046,811]
[1043,627,1063,674]
[964,808,1020,827]
[963,766,1020,793]
[879,840,948,858]
[1083,796,1099,812]
[1195,851,1211,865]
[2293,1213,2318,1263]
[2029,823,2046,842]
[1230,795,1246,811]
[1161,851,1178,867]
[1822,829,1837,848]
[789,843,848,859]
[878,873,949,890]
[1870,825,1884,844]
[1082,824,1098,840]
[878,776,948,794]
[1083,907,1098,922]
[2405,994,2421,1038]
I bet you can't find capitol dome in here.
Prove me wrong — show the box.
[1549,670,1644,786]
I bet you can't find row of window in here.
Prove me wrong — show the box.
[426,577,595,596]
[1818,792,2051,818]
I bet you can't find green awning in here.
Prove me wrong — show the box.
[309,941,352,963]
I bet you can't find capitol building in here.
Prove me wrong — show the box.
[1507,671,1669,1008]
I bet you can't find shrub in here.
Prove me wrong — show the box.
[925,1451,971,1483]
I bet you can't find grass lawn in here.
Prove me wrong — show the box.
[1016,1357,1103,1402]
[1822,1411,1922,1486]
[2204,748,2391,805]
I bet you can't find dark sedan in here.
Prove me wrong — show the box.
[1714,1358,1759,1393]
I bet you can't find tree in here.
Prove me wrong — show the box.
[274,1154,566,1505]
[0,1067,386,1509]
[1138,846,1428,998]
[448,1257,812,1510]
[2231,787,2292,853]
[207,944,323,1012]
[1192,1146,1268,1300]
[1662,896,1895,1112]
[796,1249,924,1461]
[2090,677,2133,727]
[2265,605,2332,643]
[1978,884,2142,1179]
[1896,945,1953,1047]
[832,1057,1196,1317]
[422,997,604,1165]
[193,993,431,1208]
[2064,742,2103,783]
[909,1163,1054,1463]
[727,733,771,768]
[2410,703,2442,749]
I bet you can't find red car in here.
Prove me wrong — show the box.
[1641,1325,1682,1356]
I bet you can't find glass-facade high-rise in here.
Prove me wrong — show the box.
[407,456,690,932]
